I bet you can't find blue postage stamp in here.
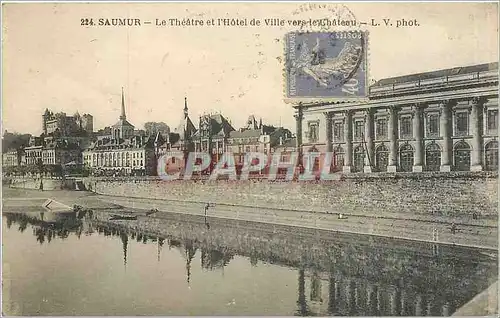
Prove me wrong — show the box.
[285,31,368,101]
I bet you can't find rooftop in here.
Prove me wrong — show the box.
[372,62,498,87]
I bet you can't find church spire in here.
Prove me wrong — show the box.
[184,97,189,119]
[120,87,126,120]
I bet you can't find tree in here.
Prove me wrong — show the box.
[144,122,170,136]
[2,131,31,153]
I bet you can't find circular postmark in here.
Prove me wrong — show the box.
[290,3,359,32]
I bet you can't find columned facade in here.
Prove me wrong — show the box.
[295,62,498,174]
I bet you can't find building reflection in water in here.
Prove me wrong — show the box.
[2,212,497,317]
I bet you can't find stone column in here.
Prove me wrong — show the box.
[295,103,304,171]
[390,288,398,315]
[295,106,303,151]
[366,284,374,311]
[413,104,424,172]
[343,111,353,173]
[471,97,484,171]
[387,106,398,172]
[325,112,333,153]
[440,101,452,171]
[364,109,374,173]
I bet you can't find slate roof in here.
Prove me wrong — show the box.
[85,135,155,151]
[229,129,263,139]
[112,119,135,128]
[274,137,297,149]
[175,116,197,141]
[372,62,498,87]
[193,113,235,138]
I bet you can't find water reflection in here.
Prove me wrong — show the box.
[2,212,498,316]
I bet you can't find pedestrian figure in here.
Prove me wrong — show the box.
[451,223,457,234]
[204,203,210,217]
[472,212,478,220]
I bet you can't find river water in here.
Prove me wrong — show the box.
[2,208,498,316]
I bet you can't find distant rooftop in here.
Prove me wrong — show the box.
[372,62,498,87]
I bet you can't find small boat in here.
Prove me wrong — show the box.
[109,214,138,221]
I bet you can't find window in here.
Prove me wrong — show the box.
[375,145,389,172]
[353,145,364,172]
[376,118,388,140]
[485,141,498,171]
[487,110,498,131]
[333,146,344,171]
[453,141,471,171]
[455,112,469,136]
[400,116,412,139]
[399,144,414,172]
[425,143,441,171]
[354,121,364,141]
[308,122,319,143]
[172,157,176,164]
[333,122,344,142]
[427,113,440,138]
[245,146,251,153]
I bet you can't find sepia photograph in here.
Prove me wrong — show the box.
[1,1,499,316]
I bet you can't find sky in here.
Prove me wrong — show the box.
[2,2,498,135]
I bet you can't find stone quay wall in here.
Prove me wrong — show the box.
[8,177,62,191]
[84,172,498,218]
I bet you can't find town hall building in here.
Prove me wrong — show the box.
[295,62,498,173]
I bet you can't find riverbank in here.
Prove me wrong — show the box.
[2,188,498,251]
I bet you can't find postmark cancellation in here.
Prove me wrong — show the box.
[284,30,369,103]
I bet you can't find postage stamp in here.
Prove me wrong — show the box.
[284,31,368,102]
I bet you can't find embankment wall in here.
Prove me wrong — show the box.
[83,172,498,217]
[8,177,82,191]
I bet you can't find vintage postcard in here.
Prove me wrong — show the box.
[1,1,498,316]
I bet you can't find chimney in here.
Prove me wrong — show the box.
[279,136,283,145]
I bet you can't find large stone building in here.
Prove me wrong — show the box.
[295,62,498,173]
[82,89,157,176]
[2,149,24,167]
[228,115,293,164]
[42,109,93,136]
[193,112,235,163]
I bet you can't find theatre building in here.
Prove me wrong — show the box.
[295,62,498,173]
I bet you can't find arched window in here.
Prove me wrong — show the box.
[353,145,365,173]
[453,141,471,171]
[485,141,498,171]
[399,144,414,172]
[375,144,389,172]
[333,146,345,171]
[425,143,441,172]
[307,147,320,172]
